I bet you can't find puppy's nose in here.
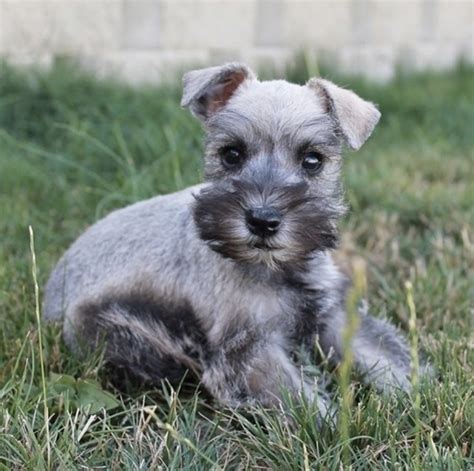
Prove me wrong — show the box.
[246,207,282,237]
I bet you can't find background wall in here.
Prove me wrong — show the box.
[1,0,473,83]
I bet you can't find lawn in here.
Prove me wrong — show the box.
[0,59,472,469]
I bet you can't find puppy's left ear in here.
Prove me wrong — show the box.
[181,63,256,122]
[307,78,381,150]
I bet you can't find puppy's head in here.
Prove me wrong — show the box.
[182,63,380,269]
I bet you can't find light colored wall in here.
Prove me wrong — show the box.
[0,0,472,82]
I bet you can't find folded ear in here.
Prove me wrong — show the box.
[181,63,256,121]
[307,78,381,150]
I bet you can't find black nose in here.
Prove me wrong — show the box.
[246,207,282,237]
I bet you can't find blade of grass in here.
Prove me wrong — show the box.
[29,226,51,469]
[406,280,421,470]
[339,261,365,467]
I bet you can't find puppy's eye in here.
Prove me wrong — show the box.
[221,146,244,169]
[302,152,324,174]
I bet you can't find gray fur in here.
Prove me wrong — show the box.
[44,63,431,421]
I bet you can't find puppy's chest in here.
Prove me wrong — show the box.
[199,265,327,349]
[244,282,325,345]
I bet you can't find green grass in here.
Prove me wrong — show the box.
[0,58,473,469]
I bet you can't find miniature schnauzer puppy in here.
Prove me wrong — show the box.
[44,63,431,417]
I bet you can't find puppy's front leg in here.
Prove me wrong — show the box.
[202,331,329,416]
[319,307,431,392]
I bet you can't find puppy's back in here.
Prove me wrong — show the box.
[43,184,206,323]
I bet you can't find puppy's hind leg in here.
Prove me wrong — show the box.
[70,295,205,387]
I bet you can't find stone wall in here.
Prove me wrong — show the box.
[1,0,472,82]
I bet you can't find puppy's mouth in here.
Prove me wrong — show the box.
[250,240,283,251]
[252,241,272,250]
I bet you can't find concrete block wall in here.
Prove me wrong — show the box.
[0,0,472,83]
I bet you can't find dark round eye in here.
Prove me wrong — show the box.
[302,152,324,173]
[221,147,243,169]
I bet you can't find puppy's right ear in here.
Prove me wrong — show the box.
[181,63,256,121]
